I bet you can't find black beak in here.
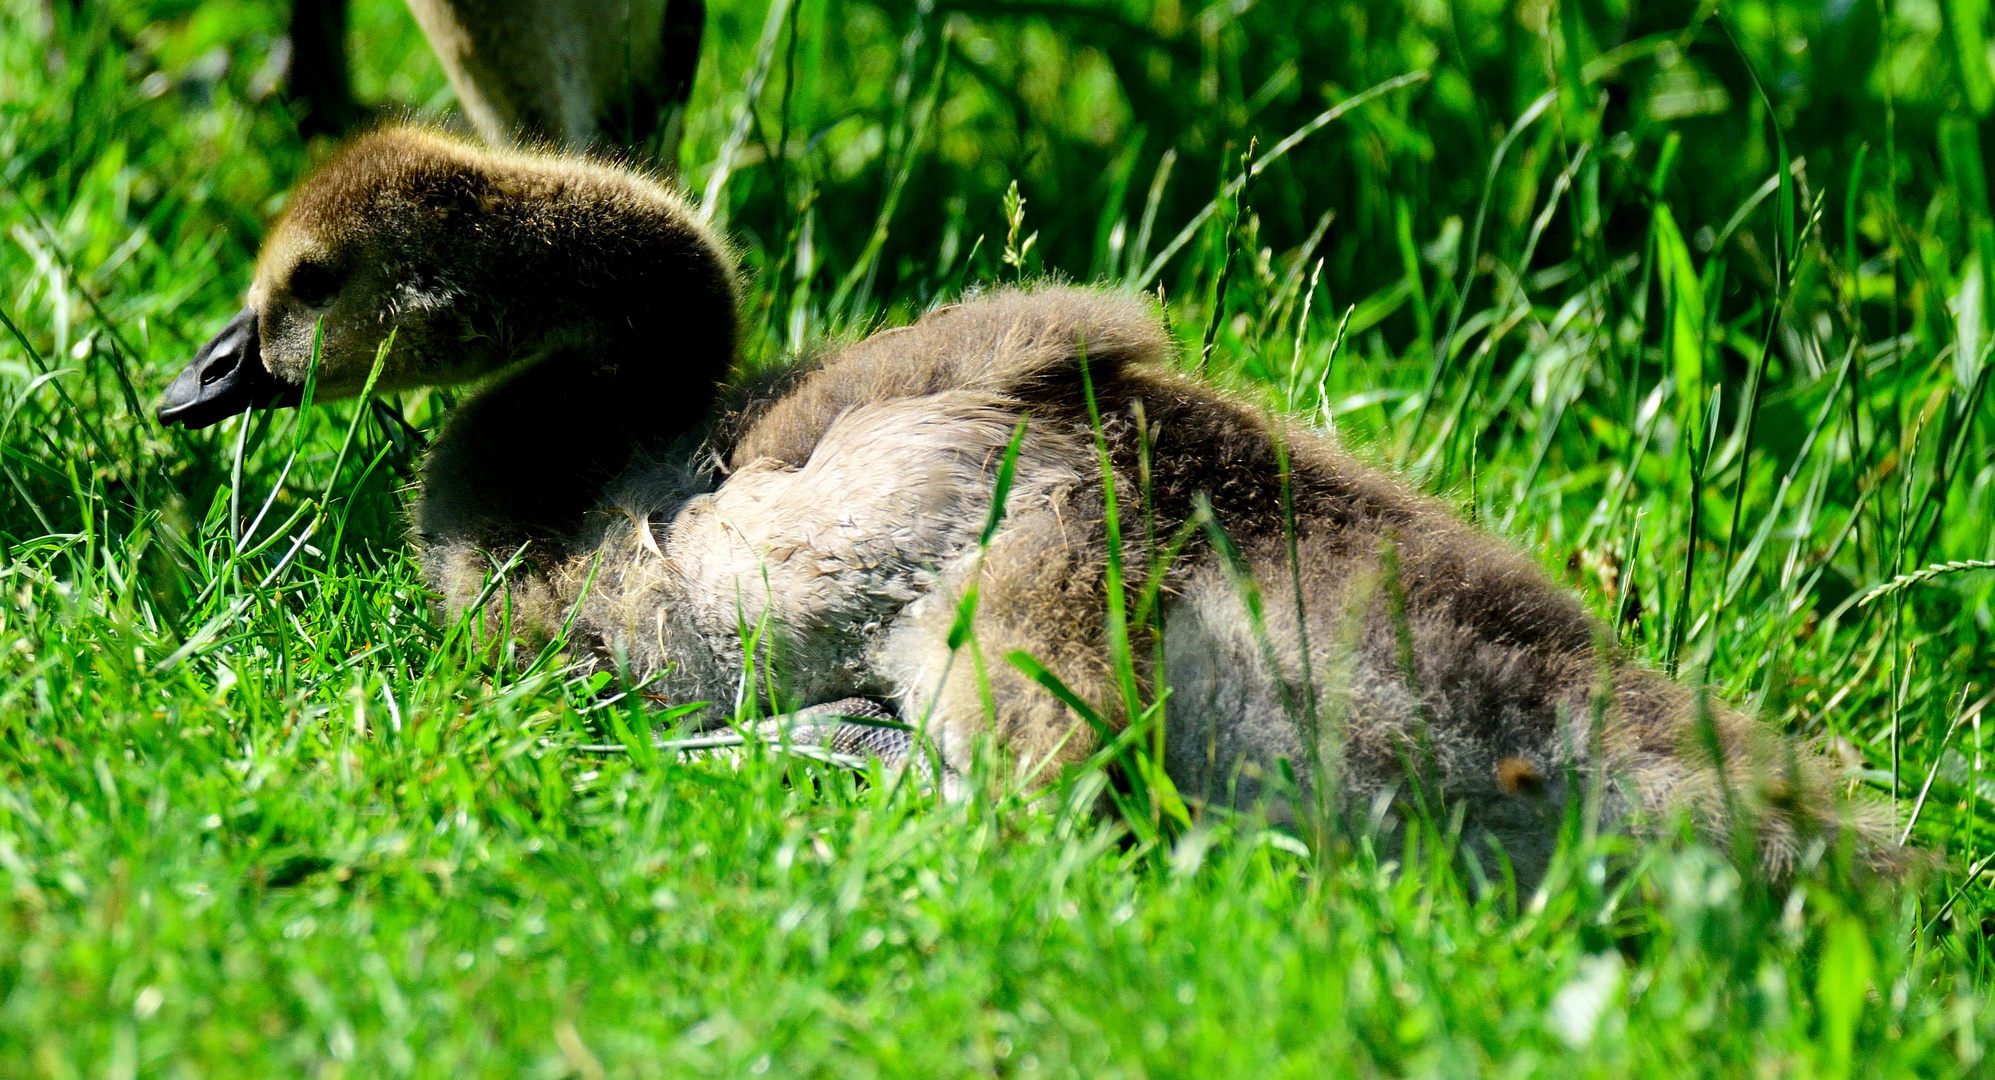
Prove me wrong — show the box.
[156,307,303,429]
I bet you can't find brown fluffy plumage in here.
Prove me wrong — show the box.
[171,128,1905,885]
[658,290,1904,882]
[235,128,736,642]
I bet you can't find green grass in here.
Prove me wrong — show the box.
[4,0,1995,1074]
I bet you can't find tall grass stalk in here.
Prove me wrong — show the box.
[3,2,1994,1071]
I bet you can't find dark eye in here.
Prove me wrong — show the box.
[288,262,340,306]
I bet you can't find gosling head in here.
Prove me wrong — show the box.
[159,127,735,429]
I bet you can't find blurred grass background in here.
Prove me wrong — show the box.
[3,0,1995,1074]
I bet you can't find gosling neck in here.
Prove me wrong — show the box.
[415,201,739,561]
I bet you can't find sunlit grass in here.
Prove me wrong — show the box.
[1,0,1993,1074]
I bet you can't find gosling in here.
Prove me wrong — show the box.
[403,0,705,156]
[158,128,1902,884]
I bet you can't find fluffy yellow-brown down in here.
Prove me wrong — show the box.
[166,128,1906,887]
[643,289,1903,883]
